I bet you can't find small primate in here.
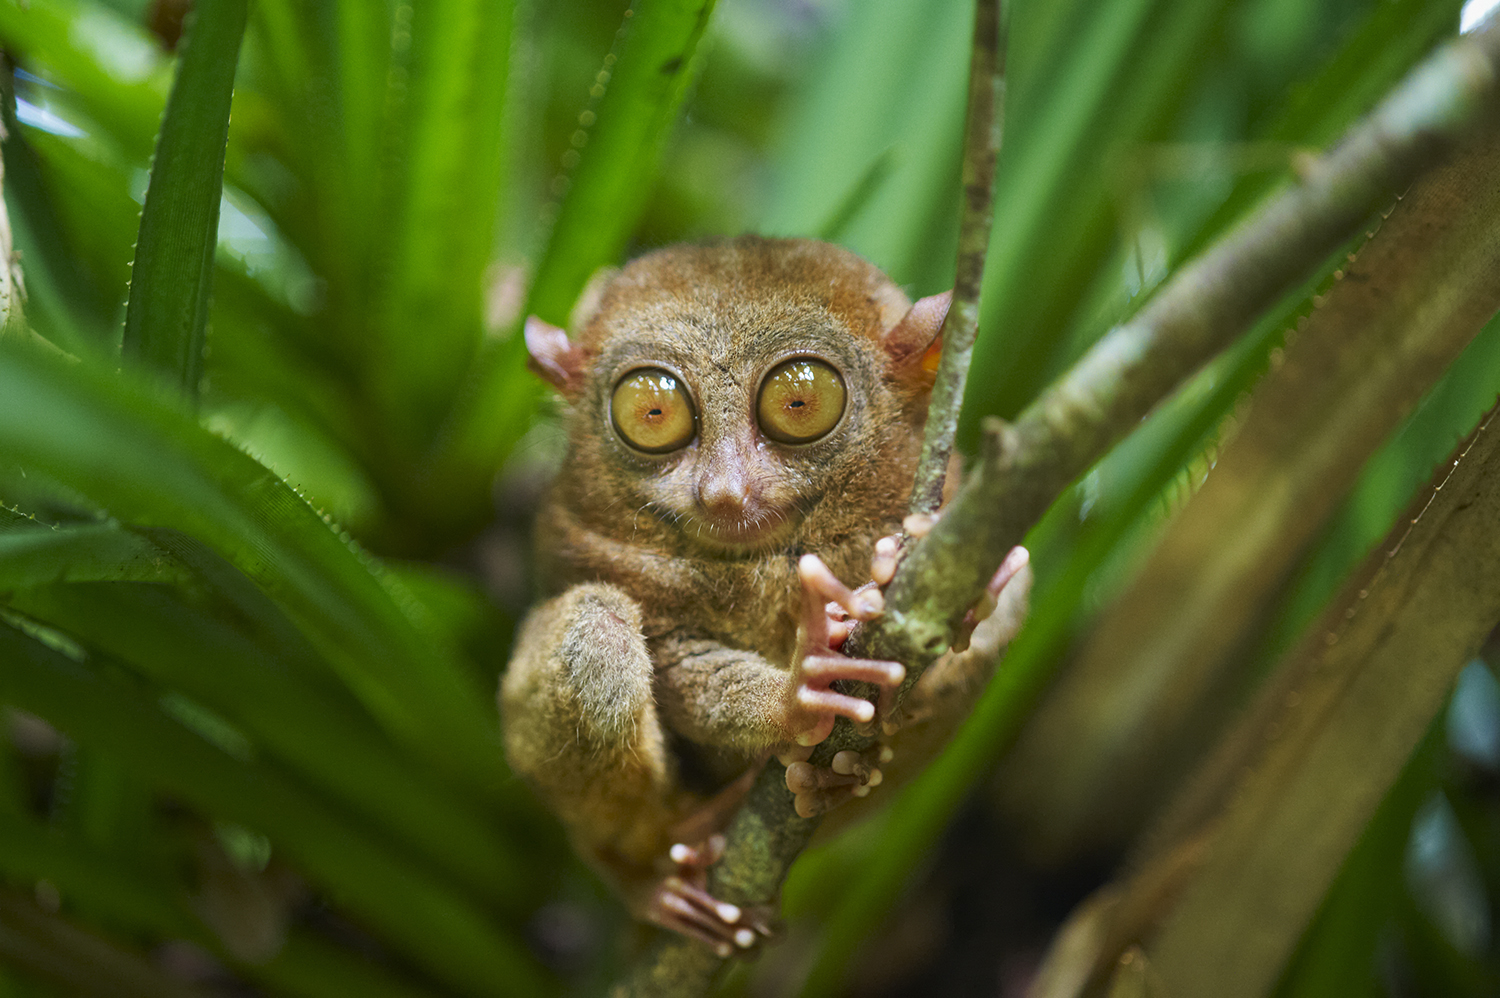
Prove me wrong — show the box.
[500,236,1030,955]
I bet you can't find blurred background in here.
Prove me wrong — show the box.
[2,0,1500,995]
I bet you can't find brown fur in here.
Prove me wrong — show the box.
[500,237,944,910]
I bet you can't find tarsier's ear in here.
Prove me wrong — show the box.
[881,291,951,376]
[525,316,587,397]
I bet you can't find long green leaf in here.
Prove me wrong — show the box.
[371,0,514,448]
[0,888,204,998]
[0,521,187,588]
[0,800,457,998]
[11,577,537,909]
[121,0,249,397]
[0,345,503,791]
[18,126,140,331]
[960,0,1226,432]
[0,812,194,938]
[1142,403,1500,998]
[1004,129,1500,859]
[1274,728,1439,998]
[0,622,549,998]
[757,0,971,291]
[0,65,116,350]
[0,0,168,162]
[434,0,719,503]
[247,0,390,364]
[526,0,717,325]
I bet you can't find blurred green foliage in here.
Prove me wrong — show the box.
[0,0,1498,995]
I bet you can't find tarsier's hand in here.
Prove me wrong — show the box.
[777,553,904,817]
[778,527,1031,817]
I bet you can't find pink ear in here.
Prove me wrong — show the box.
[525,316,586,395]
[882,291,951,367]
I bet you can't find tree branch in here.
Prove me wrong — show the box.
[907,0,1005,517]
[999,122,1500,861]
[612,16,1500,998]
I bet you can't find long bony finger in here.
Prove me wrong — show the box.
[799,554,883,621]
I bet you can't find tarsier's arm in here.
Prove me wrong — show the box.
[499,583,677,869]
[655,554,906,753]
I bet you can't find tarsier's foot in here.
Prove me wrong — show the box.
[781,742,896,817]
[644,835,775,956]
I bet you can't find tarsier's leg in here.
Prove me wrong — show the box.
[498,583,767,954]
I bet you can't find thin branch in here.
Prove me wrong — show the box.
[907,0,1006,516]
[613,3,1006,993]
[1000,122,1500,860]
[1027,127,1500,998]
[613,15,1500,998]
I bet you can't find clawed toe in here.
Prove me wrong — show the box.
[647,876,775,956]
[668,833,726,869]
[785,744,892,817]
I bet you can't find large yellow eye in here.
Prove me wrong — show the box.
[611,369,696,453]
[757,358,846,444]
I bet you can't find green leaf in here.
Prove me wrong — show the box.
[16,126,140,336]
[527,0,718,326]
[1273,727,1439,998]
[962,0,1228,431]
[0,0,168,163]
[0,345,503,792]
[121,0,250,398]
[0,621,550,997]
[1140,404,1500,998]
[434,0,720,502]
[371,0,514,447]
[0,70,116,350]
[0,520,187,588]
[0,786,471,998]
[757,0,971,292]
[0,811,193,938]
[12,577,538,909]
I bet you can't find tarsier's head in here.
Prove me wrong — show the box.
[528,236,948,558]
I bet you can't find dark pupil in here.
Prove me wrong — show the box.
[648,407,662,417]
[789,399,805,409]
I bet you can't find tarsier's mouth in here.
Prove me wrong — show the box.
[674,506,801,554]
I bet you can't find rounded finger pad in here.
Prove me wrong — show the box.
[777,743,814,766]
[871,536,900,586]
[785,761,818,794]
[852,587,884,619]
[786,761,859,794]
[799,553,863,616]
[795,785,860,817]
[902,512,938,538]
[794,714,835,746]
[832,750,873,781]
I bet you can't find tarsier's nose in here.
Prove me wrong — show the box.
[695,436,757,518]
[697,465,751,516]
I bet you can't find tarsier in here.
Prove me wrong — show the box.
[500,236,1031,955]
